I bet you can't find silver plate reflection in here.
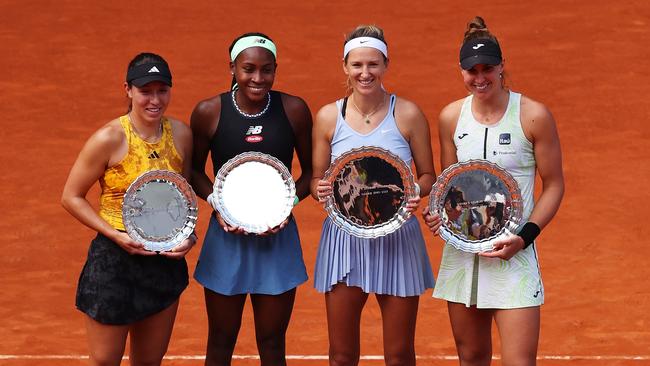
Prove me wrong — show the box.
[122,170,198,252]
[214,152,296,234]
[429,160,523,253]
[324,146,417,238]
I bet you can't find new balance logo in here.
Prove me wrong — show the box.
[458,133,469,139]
[148,150,160,159]
[246,125,263,135]
[472,43,485,50]
[148,66,160,73]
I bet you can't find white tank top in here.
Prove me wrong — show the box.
[331,94,412,165]
[454,91,536,219]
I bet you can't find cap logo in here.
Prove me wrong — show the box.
[148,66,160,73]
[255,38,266,44]
[472,43,485,50]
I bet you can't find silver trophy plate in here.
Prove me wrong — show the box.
[122,170,198,252]
[429,160,523,253]
[213,151,296,234]
[323,146,417,238]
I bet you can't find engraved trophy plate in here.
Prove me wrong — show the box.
[122,170,198,252]
[213,151,296,234]
[323,146,418,238]
[429,160,523,253]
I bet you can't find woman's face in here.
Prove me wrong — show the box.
[231,47,276,103]
[343,47,388,95]
[125,81,171,123]
[461,63,504,98]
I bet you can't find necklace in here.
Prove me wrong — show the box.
[128,113,162,143]
[231,90,271,118]
[351,93,386,124]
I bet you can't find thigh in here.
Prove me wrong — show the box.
[129,300,179,366]
[494,307,540,366]
[375,294,419,366]
[84,315,129,366]
[325,284,369,365]
[250,289,296,339]
[447,302,493,366]
[204,288,247,340]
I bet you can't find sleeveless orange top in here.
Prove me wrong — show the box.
[99,115,183,230]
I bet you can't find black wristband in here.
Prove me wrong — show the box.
[517,222,541,249]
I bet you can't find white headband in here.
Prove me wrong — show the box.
[343,37,388,59]
[230,36,277,62]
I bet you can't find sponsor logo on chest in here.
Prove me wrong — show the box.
[245,125,264,143]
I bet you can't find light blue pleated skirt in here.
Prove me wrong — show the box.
[314,216,435,297]
[194,214,308,295]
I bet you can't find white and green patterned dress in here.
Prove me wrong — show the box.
[432,91,544,309]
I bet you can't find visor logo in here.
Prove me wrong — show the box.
[148,66,160,73]
[472,43,485,50]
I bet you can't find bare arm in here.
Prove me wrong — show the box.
[61,121,152,255]
[310,103,337,202]
[394,97,436,197]
[438,100,463,170]
[282,93,313,202]
[521,96,565,230]
[423,100,463,234]
[190,97,220,201]
[482,97,564,259]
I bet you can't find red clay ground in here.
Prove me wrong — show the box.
[1,0,649,365]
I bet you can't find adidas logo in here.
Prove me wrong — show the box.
[148,66,160,73]
[148,150,160,159]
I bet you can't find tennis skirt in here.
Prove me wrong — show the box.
[314,216,435,297]
[76,233,188,325]
[194,214,308,295]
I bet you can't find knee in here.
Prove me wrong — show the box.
[457,349,492,366]
[384,350,415,366]
[256,332,286,361]
[329,351,360,366]
[89,350,125,366]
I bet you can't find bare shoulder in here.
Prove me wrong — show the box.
[520,94,553,121]
[91,118,126,149]
[167,116,192,141]
[280,91,309,111]
[192,94,221,120]
[519,94,557,138]
[315,101,338,125]
[438,98,464,126]
[393,95,425,120]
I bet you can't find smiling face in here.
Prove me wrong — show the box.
[343,47,388,95]
[461,62,504,98]
[125,81,170,123]
[231,47,276,103]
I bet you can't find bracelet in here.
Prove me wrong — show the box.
[517,222,541,249]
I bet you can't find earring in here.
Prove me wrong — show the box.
[499,73,503,79]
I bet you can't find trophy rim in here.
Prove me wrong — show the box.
[323,146,417,239]
[429,159,524,253]
[213,151,296,234]
[122,170,198,252]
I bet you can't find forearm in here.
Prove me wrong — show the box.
[61,196,121,241]
[528,181,564,229]
[294,169,313,201]
[191,170,214,201]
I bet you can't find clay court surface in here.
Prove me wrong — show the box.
[1,0,649,365]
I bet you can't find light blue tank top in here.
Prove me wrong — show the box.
[331,94,412,165]
[453,91,536,219]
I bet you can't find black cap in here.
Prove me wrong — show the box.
[126,62,172,87]
[459,38,502,70]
